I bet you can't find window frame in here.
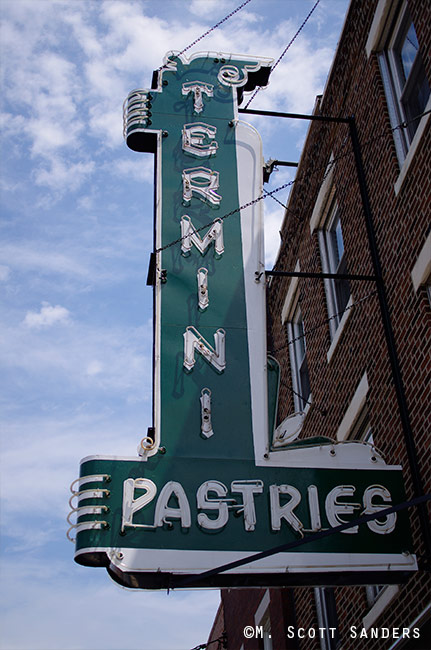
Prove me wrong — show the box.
[382,4,430,153]
[286,300,311,414]
[370,0,431,170]
[254,590,273,650]
[318,199,351,341]
[314,587,340,650]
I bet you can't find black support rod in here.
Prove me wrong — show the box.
[265,270,377,282]
[175,495,430,588]
[348,115,431,563]
[239,107,350,124]
[242,106,430,562]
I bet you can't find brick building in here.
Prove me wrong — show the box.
[207,0,430,648]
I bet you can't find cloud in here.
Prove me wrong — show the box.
[34,158,96,192]
[0,243,93,280]
[86,360,104,376]
[23,302,71,329]
[0,265,10,282]
[3,319,152,392]
[188,0,231,18]
[112,156,154,184]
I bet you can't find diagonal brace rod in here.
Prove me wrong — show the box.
[175,494,431,588]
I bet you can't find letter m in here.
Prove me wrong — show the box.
[180,215,224,256]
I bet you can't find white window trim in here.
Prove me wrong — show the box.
[336,372,369,441]
[254,589,270,625]
[367,0,430,186]
[310,155,335,235]
[281,260,301,324]
[314,588,339,650]
[316,201,352,353]
[362,585,399,630]
[366,0,398,58]
[411,230,431,292]
[394,95,431,195]
[326,294,353,364]
[254,590,272,650]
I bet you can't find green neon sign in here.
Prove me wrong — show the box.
[69,52,416,589]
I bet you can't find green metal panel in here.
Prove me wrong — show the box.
[75,456,412,556]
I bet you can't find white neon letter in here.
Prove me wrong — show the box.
[325,485,361,534]
[154,481,191,528]
[180,216,224,257]
[182,123,218,157]
[182,167,222,207]
[363,485,396,534]
[196,480,229,530]
[122,478,157,531]
[307,485,322,531]
[231,480,263,531]
[183,326,226,373]
[182,81,213,114]
[200,388,214,438]
[270,485,303,533]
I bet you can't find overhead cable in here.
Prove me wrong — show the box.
[268,290,379,357]
[158,0,253,71]
[243,0,321,109]
[154,108,431,255]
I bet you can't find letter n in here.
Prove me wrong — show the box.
[183,326,226,373]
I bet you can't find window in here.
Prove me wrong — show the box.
[275,273,312,448]
[366,584,385,607]
[286,301,311,413]
[314,588,340,650]
[318,200,351,340]
[378,2,430,162]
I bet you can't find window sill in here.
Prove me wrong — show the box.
[326,296,353,364]
[394,96,431,196]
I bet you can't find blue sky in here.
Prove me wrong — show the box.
[0,1,348,648]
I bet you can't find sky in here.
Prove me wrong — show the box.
[0,1,349,648]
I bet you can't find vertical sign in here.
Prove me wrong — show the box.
[69,52,416,589]
[125,52,272,467]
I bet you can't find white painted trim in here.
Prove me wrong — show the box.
[254,590,270,625]
[336,372,369,441]
[76,547,418,575]
[411,231,431,292]
[365,0,397,58]
[235,120,268,465]
[310,154,334,234]
[80,447,399,471]
[259,440,396,469]
[394,96,431,196]
[281,260,300,323]
[362,585,399,630]
[326,295,353,364]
